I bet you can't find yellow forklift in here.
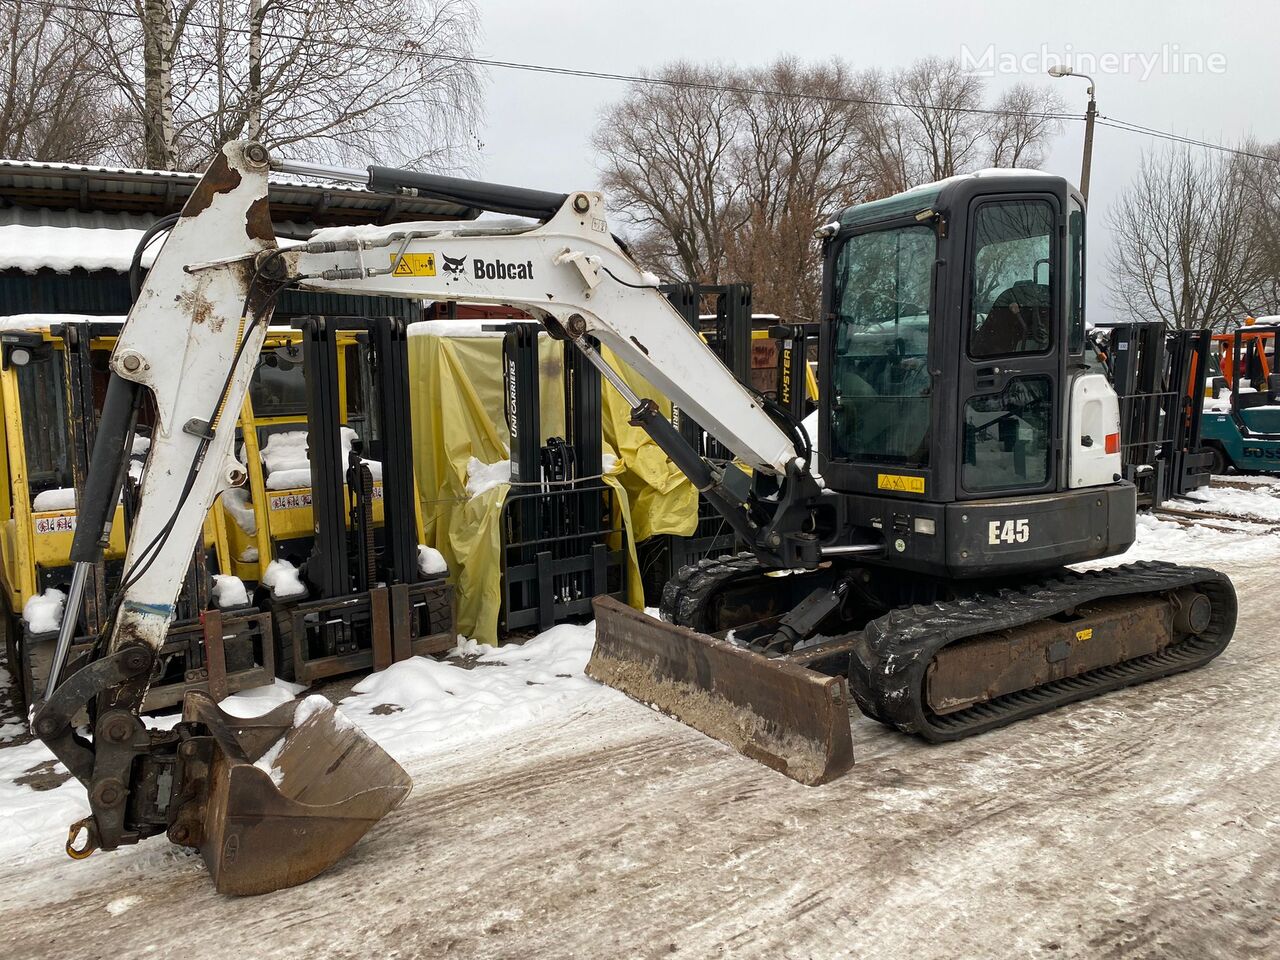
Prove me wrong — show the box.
[224,317,454,682]
[0,317,275,709]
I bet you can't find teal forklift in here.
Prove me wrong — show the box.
[1200,322,1280,474]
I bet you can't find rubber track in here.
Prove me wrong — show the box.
[660,552,767,632]
[847,561,1237,742]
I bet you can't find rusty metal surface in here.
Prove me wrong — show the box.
[588,597,854,786]
[181,151,242,219]
[369,586,392,673]
[178,691,412,896]
[390,583,413,663]
[926,595,1174,715]
[202,610,229,702]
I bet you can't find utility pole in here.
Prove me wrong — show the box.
[1048,66,1096,203]
[248,0,264,141]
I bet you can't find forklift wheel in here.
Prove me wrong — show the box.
[1205,445,1229,476]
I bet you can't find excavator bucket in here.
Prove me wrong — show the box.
[588,597,854,785]
[175,692,411,896]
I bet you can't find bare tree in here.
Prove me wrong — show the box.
[593,62,747,284]
[1236,141,1280,316]
[859,59,1064,195]
[987,83,1067,169]
[1108,146,1262,330]
[0,0,126,162]
[594,56,1064,322]
[75,0,483,170]
[724,58,873,320]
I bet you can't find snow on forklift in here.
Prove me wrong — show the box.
[28,143,1237,896]
[1200,319,1280,473]
[222,319,453,682]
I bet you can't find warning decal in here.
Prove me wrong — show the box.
[391,253,436,277]
[876,473,925,494]
[1075,627,1094,642]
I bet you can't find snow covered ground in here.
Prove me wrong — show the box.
[0,481,1277,958]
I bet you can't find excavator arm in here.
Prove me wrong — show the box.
[31,143,411,895]
[268,169,822,570]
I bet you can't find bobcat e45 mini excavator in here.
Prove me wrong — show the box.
[31,142,1236,894]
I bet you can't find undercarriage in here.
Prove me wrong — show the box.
[590,554,1236,783]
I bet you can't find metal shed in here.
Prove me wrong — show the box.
[0,158,478,317]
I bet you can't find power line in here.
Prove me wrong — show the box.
[5,0,1277,163]
[9,0,1081,123]
[1095,115,1279,162]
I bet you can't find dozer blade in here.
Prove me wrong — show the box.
[588,597,854,785]
[175,692,412,896]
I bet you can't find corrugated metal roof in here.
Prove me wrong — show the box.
[0,207,322,273]
[0,157,478,226]
[0,267,425,320]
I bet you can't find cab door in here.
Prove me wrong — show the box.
[956,194,1063,500]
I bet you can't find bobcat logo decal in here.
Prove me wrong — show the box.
[442,254,467,279]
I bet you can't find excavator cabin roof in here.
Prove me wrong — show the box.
[835,168,1070,230]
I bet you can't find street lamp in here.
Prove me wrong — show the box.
[1048,65,1096,203]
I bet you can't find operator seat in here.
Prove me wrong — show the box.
[972,281,1050,356]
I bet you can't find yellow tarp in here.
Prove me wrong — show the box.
[408,330,696,643]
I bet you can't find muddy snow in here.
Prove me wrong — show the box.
[0,483,1277,959]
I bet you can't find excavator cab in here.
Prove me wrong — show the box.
[815,174,1135,577]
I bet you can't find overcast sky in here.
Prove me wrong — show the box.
[469,0,1278,322]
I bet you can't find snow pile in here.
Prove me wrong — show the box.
[417,545,448,577]
[0,210,304,275]
[238,546,259,563]
[253,735,288,785]
[211,575,249,609]
[0,218,153,274]
[466,457,511,497]
[31,488,75,512]
[260,430,310,490]
[1204,394,1232,413]
[22,589,65,634]
[1181,482,1280,522]
[264,467,312,491]
[127,435,151,482]
[601,452,619,474]
[220,487,257,535]
[1080,489,1280,571]
[339,622,609,763]
[262,559,307,599]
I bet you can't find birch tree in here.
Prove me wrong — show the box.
[74,0,482,170]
